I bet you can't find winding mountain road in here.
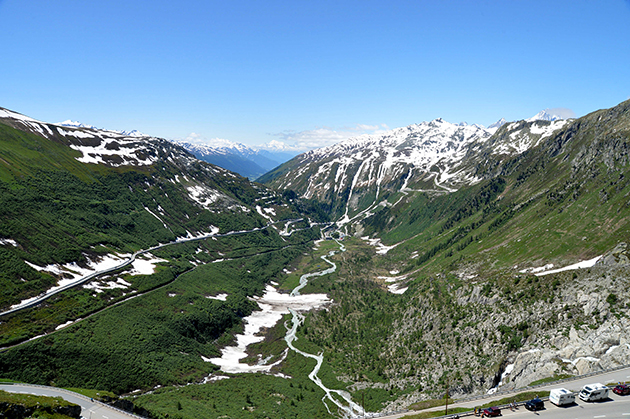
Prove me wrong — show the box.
[0,383,142,419]
[0,219,306,318]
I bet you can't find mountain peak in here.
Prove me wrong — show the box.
[58,120,97,129]
[117,129,146,137]
[488,118,507,130]
[526,110,562,122]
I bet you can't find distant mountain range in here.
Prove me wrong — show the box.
[174,140,299,180]
[177,110,564,180]
[51,110,562,180]
[259,110,569,220]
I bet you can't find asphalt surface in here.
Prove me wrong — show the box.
[1,367,630,419]
[474,393,630,419]
[0,383,142,419]
[375,366,630,419]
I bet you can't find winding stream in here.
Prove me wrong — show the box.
[284,240,365,418]
[7,215,364,417]
[208,237,363,417]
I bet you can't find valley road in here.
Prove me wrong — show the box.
[377,366,630,419]
[0,383,141,419]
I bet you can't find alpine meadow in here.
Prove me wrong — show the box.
[0,96,629,418]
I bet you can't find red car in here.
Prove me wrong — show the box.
[482,407,501,417]
[613,384,630,395]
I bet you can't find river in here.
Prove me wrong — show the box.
[209,238,365,418]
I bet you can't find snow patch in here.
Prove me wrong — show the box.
[520,264,554,274]
[561,356,600,365]
[208,284,330,374]
[362,236,399,255]
[533,256,602,276]
[256,205,274,221]
[55,320,75,331]
[83,278,131,293]
[187,185,223,209]
[206,293,228,301]
[388,284,408,294]
[128,254,167,276]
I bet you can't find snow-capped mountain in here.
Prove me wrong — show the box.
[175,140,298,180]
[526,109,563,122]
[59,120,147,137]
[2,107,193,169]
[487,118,507,132]
[59,120,98,130]
[260,116,570,221]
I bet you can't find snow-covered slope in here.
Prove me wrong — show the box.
[0,106,266,215]
[261,119,492,222]
[1,108,173,167]
[526,109,563,122]
[462,119,568,164]
[261,115,570,222]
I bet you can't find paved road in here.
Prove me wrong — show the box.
[376,366,630,419]
[491,393,630,419]
[2,367,630,419]
[0,384,141,419]
[0,219,304,318]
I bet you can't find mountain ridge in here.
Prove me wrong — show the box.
[174,140,296,180]
[259,113,571,224]
[2,101,629,419]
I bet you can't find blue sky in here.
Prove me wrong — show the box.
[1,0,629,150]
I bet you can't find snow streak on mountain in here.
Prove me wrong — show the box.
[261,114,570,222]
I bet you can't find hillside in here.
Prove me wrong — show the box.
[1,101,630,419]
[252,99,630,411]
[0,107,325,397]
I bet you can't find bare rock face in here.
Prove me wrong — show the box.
[598,243,630,267]
[456,285,499,305]
[488,251,630,393]
[507,349,560,388]
[497,316,630,390]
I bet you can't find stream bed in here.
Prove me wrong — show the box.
[208,239,364,418]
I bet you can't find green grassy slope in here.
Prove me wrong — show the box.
[364,99,630,273]
[0,120,306,310]
[0,116,324,396]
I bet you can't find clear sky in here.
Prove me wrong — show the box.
[1,0,630,150]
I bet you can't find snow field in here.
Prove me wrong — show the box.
[206,284,330,374]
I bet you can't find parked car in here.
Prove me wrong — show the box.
[482,407,501,417]
[613,384,630,396]
[525,398,544,411]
